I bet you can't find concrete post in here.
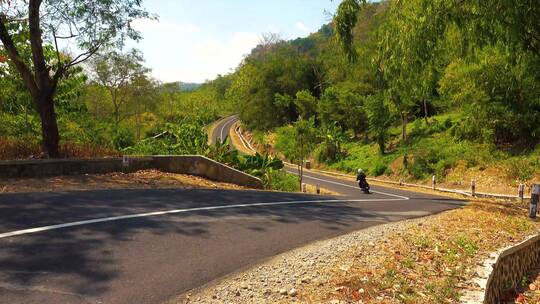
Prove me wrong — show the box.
[316,184,320,195]
[519,184,525,203]
[399,179,403,186]
[471,179,476,197]
[122,155,129,168]
[529,184,539,219]
[302,183,307,193]
[432,175,436,190]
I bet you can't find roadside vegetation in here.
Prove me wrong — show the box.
[2,1,539,189]
[0,1,298,191]
[217,1,540,191]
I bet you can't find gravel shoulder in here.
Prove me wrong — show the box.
[174,216,439,304]
[173,199,539,304]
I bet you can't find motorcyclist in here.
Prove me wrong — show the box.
[356,168,367,183]
[356,168,370,193]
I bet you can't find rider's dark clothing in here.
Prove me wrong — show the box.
[356,172,367,182]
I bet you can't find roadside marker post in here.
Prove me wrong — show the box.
[122,155,129,168]
[519,184,525,203]
[470,179,476,197]
[316,184,320,195]
[302,183,307,193]
[432,175,436,190]
[529,184,539,219]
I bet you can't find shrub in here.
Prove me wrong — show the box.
[112,127,136,149]
[372,161,388,176]
[267,170,299,192]
[505,159,535,181]
[314,142,340,163]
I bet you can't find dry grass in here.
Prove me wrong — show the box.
[0,138,119,160]
[229,121,256,155]
[290,200,538,304]
[304,183,340,196]
[0,169,246,193]
[0,138,41,160]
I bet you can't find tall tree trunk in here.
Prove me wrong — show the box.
[378,135,385,154]
[34,93,60,158]
[401,111,408,142]
[1,1,66,158]
[423,100,429,125]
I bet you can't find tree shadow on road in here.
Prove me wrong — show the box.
[0,188,462,301]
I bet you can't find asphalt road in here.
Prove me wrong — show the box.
[0,117,466,304]
[209,115,238,145]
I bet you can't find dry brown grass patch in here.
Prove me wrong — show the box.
[295,200,538,304]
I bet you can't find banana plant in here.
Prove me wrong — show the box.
[239,153,284,187]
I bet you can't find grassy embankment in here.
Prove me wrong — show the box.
[251,113,540,195]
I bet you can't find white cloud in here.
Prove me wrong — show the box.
[295,22,311,33]
[130,17,261,83]
[167,32,261,82]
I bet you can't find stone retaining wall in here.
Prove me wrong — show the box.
[484,234,540,303]
[0,156,263,189]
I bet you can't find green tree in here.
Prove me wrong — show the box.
[275,118,318,187]
[228,42,321,130]
[319,86,368,138]
[293,90,318,120]
[89,49,150,126]
[335,0,447,142]
[0,0,152,157]
[365,93,391,154]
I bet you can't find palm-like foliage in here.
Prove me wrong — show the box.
[238,153,284,187]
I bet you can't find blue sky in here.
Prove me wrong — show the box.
[128,0,340,83]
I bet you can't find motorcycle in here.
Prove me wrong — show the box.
[358,179,370,194]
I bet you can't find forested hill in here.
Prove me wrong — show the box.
[202,0,540,190]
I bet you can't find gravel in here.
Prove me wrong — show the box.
[174,215,437,304]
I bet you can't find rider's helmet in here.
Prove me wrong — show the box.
[357,168,364,174]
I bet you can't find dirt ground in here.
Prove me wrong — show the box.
[0,169,247,193]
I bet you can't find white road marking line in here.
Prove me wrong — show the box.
[0,198,404,240]
[285,169,410,200]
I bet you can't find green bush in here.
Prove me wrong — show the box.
[267,170,300,192]
[112,127,136,149]
[372,161,388,176]
[506,159,535,181]
[124,120,208,155]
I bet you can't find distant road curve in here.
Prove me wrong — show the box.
[209,115,239,145]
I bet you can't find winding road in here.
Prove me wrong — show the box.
[0,116,466,304]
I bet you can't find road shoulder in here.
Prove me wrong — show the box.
[173,199,537,304]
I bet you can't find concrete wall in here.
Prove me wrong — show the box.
[484,234,540,303]
[0,156,263,189]
[152,156,263,189]
[0,157,154,178]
